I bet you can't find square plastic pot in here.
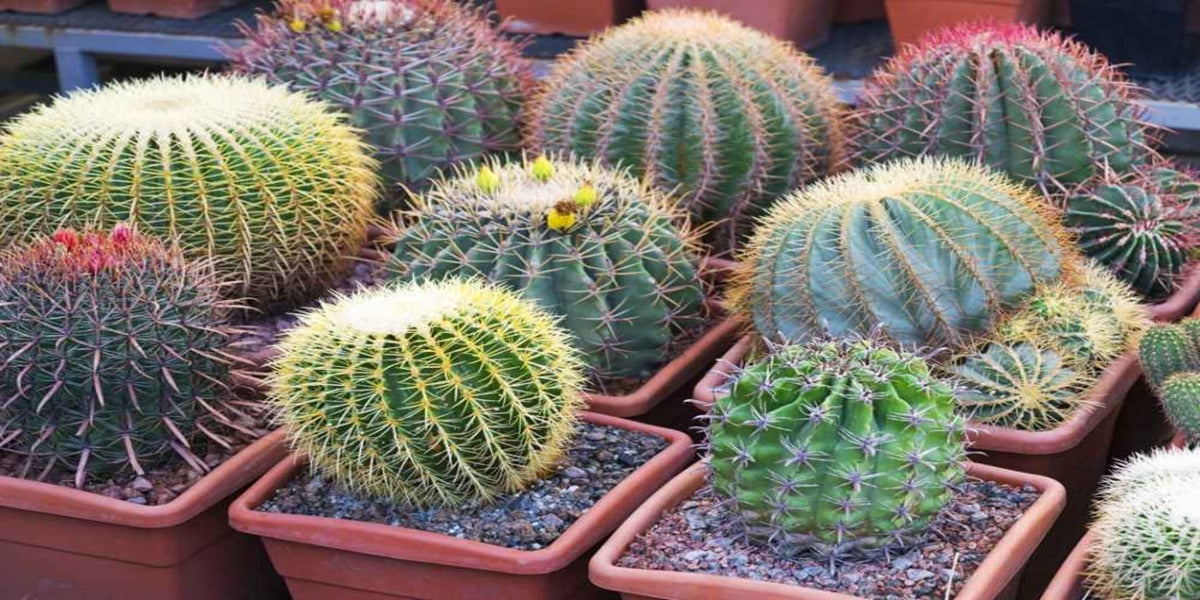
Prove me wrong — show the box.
[646,0,835,49]
[229,412,696,600]
[497,0,644,37]
[589,462,1066,600]
[106,0,245,19]
[883,0,1051,48]
[0,0,84,13]
[0,430,289,600]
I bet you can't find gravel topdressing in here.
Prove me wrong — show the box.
[257,422,672,550]
[616,479,1039,599]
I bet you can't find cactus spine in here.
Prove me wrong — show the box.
[388,156,707,381]
[270,278,584,506]
[708,338,965,556]
[531,9,845,252]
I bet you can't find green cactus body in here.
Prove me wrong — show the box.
[853,22,1153,193]
[388,157,706,380]
[948,342,1088,431]
[271,278,584,506]
[0,75,378,310]
[230,0,530,205]
[1161,374,1200,439]
[531,9,844,252]
[708,338,965,556]
[1065,166,1200,298]
[1138,322,1200,390]
[730,157,1074,349]
[0,226,232,485]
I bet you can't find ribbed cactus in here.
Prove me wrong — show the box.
[1065,165,1200,299]
[853,22,1154,194]
[708,338,965,556]
[1161,374,1200,440]
[0,74,377,310]
[1138,319,1200,439]
[387,156,706,381]
[1089,448,1200,600]
[0,226,234,486]
[531,9,845,253]
[949,342,1087,431]
[730,157,1075,349]
[230,0,531,205]
[271,278,584,506]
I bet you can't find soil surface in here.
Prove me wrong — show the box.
[258,422,671,550]
[617,479,1039,599]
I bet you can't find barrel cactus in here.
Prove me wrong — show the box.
[853,22,1154,194]
[230,0,531,205]
[1065,165,1200,299]
[0,74,378,310]
[531,9,845,253]
[708,337,965,556]
[948,342,1088,431]
[271,278,584,506]
[730,156,1076,349]
[1138,318,1200,440]
[0,226,234,486]
[387,156,706,381]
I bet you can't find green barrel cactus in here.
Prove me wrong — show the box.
[229,0,531,205]
[0,226,234,485]
[730,156,1076,349]
[387,156,706,380]
[1138,322,1200,390]
[271,278,585,506]
[531,9,845,252]
[708,338,965,556]
[0,74,378,310]
[1065,165,1200,299]
[853,22,1154,193]
[1161,374,1200,441]
[948,342,1088,431]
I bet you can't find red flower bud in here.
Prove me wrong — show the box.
[51,228,78,250]
[110,223,133,245]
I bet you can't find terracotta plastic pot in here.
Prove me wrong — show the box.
[835,0,886,22]
[0,430,289,600]
[1040,534,1091,600]
[883,0,1052,48]
[646,0,835,49]
[590,462,1066,600]
[0,0,84,12]
[497,0,644,36]
[694,337,1137,598]
[229,412,695,600]
[107,0,245,19]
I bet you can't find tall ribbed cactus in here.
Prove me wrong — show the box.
[853,22,1154,193]
[1065,165,1200,298]
[0,226,235,486]
[531,9,844,253]
[388,156,706,380]
[229,0,531,205]
[0,74,378,310]
[270,278,584,506]
[708,338,965,556]
[730,157,1076,349]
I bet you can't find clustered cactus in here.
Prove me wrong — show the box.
[532,9,845,253]
[388,156,706,381]
[708,337,965,556]
[270,278,584,506]
[1138,318,1200,440]
[0,74,378,310]
[230,0,531,206]
[0,226,235,486]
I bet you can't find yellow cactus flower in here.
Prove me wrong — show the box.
[573,182,597,208]
[289,18,307,33]
[326,19,343,32]
[531,155,554,182]
[476,165,500,193]
[546,201,577,232]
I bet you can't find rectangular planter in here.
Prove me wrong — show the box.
[589,462,1066,600]
[0,430,289,600]
[0,0,85,12]
[229,412,695,600]
[497,0,644,37]
[1040,534,1092,600]
[883,0,1051,48]
[107,0,245,19]
[646,0,835,49]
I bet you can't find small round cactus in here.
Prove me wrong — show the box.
[0,226,233,485]
[388,156,706,380]
[1161,374,1200,440]
[948,342,1088,431]
[270,278,585,506]
[708,338,965,556]
[1138,322,1200,391]
[531,9,845,253]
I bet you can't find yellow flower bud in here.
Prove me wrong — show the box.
[531,156,554,182]
[546,201,577,232]
[476,165,500,193]
[326,19,343,32]
[289,18,307,33]
[573,183,597,208]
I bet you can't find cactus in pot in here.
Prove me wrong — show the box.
[530,9,845,253]
[387,156,707,381]
[1138,318,1200,440]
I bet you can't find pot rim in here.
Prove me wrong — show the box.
[1041,532,1092,600]
[1149,264,1200,322]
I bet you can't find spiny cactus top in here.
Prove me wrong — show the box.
[730,156,1075,350]
[1089,447,1200,600]
[0,226,235,486]
[531,9,845,253]
[1138,319,1200,440]
[230,0,531,202]
[388,156,707,381]
[708,338,965,556]
[271,278,585,506]
[0,74,378,310]
[853,22,1154,194]
[1065,165,1200,299]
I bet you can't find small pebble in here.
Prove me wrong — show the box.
[131,477,153,492]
